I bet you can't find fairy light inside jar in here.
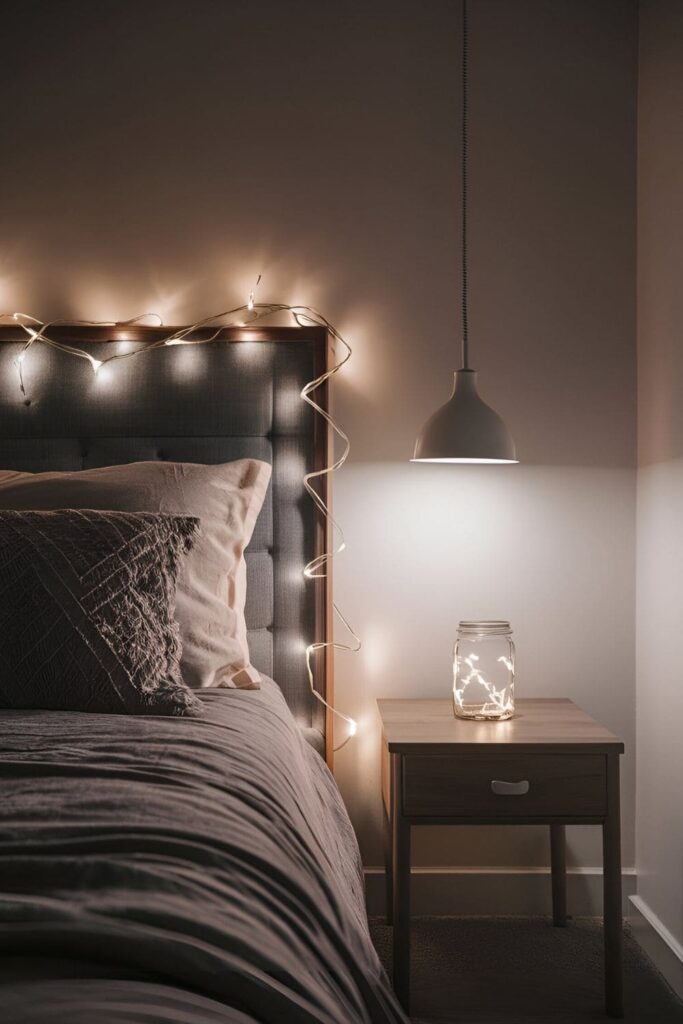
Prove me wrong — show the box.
[453,620,515,721]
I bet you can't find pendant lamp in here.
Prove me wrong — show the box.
[412,0,517,465]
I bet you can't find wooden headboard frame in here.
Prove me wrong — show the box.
[0,323,335,768]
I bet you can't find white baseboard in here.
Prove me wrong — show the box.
[629,895,683,1002]
[365,866,637,918]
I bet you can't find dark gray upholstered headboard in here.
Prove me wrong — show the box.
[0,325,332,759]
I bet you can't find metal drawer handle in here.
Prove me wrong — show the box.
[491,779,530,796]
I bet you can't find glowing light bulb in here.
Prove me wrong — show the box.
[90,358,103,375]
[247,273,261,312]
[16,351,26,365]
[348,719,357,737]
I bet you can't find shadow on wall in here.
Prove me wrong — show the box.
[0,0,636,469]
[638,286,683,464]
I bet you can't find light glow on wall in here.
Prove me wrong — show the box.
[168,344,207,381]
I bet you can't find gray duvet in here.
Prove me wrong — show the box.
[0,678,406,1024]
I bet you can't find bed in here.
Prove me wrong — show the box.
[0,325,405,1024]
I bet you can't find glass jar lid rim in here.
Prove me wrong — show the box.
[457,619,512,635]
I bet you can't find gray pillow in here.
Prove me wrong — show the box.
[0,509,201,716]
[0,460,272,690]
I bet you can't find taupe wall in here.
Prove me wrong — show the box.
[637,0,683,950]
[1,1,637,873]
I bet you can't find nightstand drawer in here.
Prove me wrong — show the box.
[403,753,607,817]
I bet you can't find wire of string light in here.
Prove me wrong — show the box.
[0,301,360,752]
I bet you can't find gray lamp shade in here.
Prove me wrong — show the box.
[412,369,517,463]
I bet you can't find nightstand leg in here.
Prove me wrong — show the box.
[391,753,410,1012]
[382,803,393,925]
[550,824,567,926]
[603,754,623,1018]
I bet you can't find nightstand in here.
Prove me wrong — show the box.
[377,698,625,1017]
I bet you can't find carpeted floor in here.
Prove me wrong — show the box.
[369,916,683,1023]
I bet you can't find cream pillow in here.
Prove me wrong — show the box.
[0,459,271,689]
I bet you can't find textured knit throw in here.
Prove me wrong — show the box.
[0,509,201,715]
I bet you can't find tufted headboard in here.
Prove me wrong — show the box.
[0,324,333,763]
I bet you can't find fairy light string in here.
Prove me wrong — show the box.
[247,274,261,311]
[0,302,359,750]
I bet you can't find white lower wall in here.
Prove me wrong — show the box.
[365,867,637,918]
[629,895,683,1002]
[635,463,683,962]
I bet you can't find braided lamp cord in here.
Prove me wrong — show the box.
[461,0,470,371]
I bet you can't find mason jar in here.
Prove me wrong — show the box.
[453,620,515,720]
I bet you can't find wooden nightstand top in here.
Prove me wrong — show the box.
[377,698,624,755]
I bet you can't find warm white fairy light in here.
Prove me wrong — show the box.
[7,313,165,377]
[453,652,515,718]
[0,299,359,750]
[247,273,261,312]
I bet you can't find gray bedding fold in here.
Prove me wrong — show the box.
[0,678,406,1024]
